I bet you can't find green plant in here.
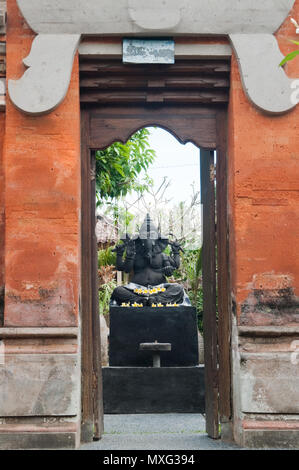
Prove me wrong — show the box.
[189,286,204,334]
[279,39,299,66]
[279,18,299,66]
[99,280,117,317]
[98,246,117,268]
[174,246,203,333]
[98,248,117,318]
[95,128,156,203]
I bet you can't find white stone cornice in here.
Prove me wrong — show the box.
[7,0,299,115]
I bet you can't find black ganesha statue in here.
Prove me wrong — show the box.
[111,214,191,307]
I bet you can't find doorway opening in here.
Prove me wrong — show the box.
[80,57,231,445]
[97,128,205,434]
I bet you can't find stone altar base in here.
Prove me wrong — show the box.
[103,366,205,414]
[109,306,199,367]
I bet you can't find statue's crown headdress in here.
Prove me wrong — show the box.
[139,214,159,240]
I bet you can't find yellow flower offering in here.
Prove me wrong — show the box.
[151,303,157,307]
[158,303,163,307]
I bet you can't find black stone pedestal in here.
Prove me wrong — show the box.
[103,366,205,414]
[109,306,199,367]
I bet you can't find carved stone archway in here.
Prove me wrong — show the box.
[8,0,298,115]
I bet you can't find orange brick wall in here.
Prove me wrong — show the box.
[2,0,299,328]
[4,0,81,326]
[228,2,299,325]
[0,113,4,325]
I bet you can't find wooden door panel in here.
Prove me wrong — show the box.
[87,105,218,150]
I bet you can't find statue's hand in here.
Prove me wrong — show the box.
[162,266,175,277]
[114,243,126,256]
[171,241,182,254]
[126,240,136,258]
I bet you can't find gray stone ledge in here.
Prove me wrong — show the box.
[238,326,299,338]
[243,413,299,421]
[78,41,232,60]
[0,327,78,338]
[240,352,295,361]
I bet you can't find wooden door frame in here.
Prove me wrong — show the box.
[80,103,231,442]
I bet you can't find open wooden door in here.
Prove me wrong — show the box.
[200,149,219,438]
[80,58,231,443]
[200,113,231,439]
[81,112,104,443]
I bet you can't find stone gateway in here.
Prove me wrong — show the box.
[0,0,298,450]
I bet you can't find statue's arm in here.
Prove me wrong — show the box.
[161,254,175,277]
[169,243,181,269]
[114,240,136,272]
[122,240,136,274]
[170,253,180,269]
[115,244,126,271]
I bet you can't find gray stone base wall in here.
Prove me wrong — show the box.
[0,328,80,450]
[0,431,78,450]
[232,323,299,449]
[242,429,299,449]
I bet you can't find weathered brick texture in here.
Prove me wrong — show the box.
[4,0,81,326]
[228,1,299,325]
[0,113,5,326]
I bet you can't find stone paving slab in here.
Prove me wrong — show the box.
[80,414,241,450]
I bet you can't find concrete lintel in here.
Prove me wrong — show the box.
[16,0,295,35]
[10,1,298,115]
[0,327,78,338]
[78,41,232,60]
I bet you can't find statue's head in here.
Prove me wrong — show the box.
[136,214,168,258]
